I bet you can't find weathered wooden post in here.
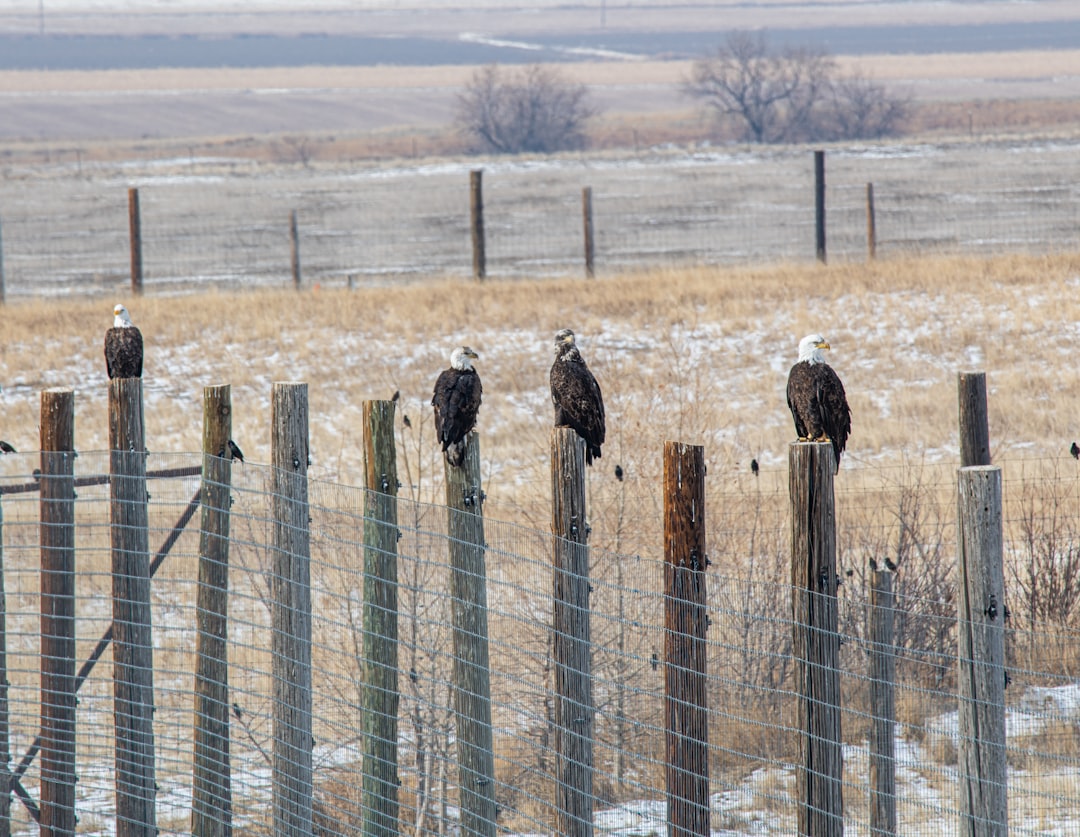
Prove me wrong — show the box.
[191,385,234,837]
[470,170,486,280]
[444,435,497,837]
[0,489,9,837]
[128,187,143,296]
[663,441,710,837]
[814,150,826,264]
[40,389,76,837]
[270,382,313,837]
[866,182,877,261]
[551,427,593,837]
[789,441,843,837]
[0,216,6,304]
[958,372,991,467]
[109,377,156,837]
[869,568,896,837]
[289,210,301,289]
[582,186,595,279]
[362,400,400,837]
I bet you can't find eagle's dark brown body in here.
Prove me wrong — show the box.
[104,326,144,379]
[550,330,605,465]
[786,359,850,472]
[432,357,482,467]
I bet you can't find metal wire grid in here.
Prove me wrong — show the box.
[0,452,1078,834]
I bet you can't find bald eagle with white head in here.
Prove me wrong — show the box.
[432,346,482,467]
[550,328,605,465]
[104,304,143,380]
[786,333,850,473]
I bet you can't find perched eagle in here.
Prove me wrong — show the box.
[550,328,605,465]
[104,304,143,380]
[431,346,482,467]
[786,333,851,473]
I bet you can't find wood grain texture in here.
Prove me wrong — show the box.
[958,372,991,467]
[869,569,896,837]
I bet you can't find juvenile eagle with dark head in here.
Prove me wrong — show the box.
[550,328,605,465]
[786,333,851,473]
[104,303,144,380]
[432,346,482,467]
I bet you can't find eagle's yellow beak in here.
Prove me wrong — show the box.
[816,341,831,351]
[467,349,478,359]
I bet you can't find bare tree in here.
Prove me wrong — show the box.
[456,64,598,154]
[823,71,911,141]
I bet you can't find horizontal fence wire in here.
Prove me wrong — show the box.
[2,138,1080,296]
[0,451,1078,834]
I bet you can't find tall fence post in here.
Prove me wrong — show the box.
[663,441,709,837]
[40,389,76,837]
[957,465,1007,837]
[551,426,593,837]
[128,187,143,296]
[444,435,497,837]
[866,182,877,261]
[362,400,400,837]
[789,441,843,837]
[289,210,301,289]
[958,372,991,467]
[869,568,896,837]
[0,216,6,304]
[814,150,826,264]
[109,377,156,837]
[582,186,595,279]
[270,382,313,837]
[0,490,9,837]
[470,170,486,280]
[192,384,234,837]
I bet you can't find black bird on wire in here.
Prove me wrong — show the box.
[217,440,244,463]
[0,441,16,454]
[750,458,759,476]
[391,390,400,403]
[885,558,898,572]
[1071,441,1079,460]
[614,464,624,482]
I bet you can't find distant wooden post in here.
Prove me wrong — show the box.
[0,491,9,837]
[814,150,826,264]
[582,186,595,279]
[270,382,313,837]
[191,385,234,837]
[957,465,1007,837]
[866,182,877,261]
[128,187,143,296]
[789,441,843,837]
[470,170,486,280]
[362,400,400,837]
[551,427,593,837]
[289,210,301,288]
[869,569,896,837]
[40,389,77,837]
[663,441,710,837]
[0,216,6,304]
[444,436,497,837]
[109,377,156,837]
[958,372,991,467]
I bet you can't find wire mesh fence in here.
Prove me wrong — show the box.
[3,136,1080,297]
[0,448,1079,834]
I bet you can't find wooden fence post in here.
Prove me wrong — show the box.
[663,441,709,837]
[109,377,156,837]
[128,187,143,296]
[869,568,896,837]
[289,210,301,289]
[0,216,6,304]
[582,186,595,279]
[470,170,486,280]
[270,382,313,837]
[0,491,9,837]
[789,441,843,837]
[362,400,400,837]
[957,465,1007,837]
[444,435,497,837]
[814,150,826,264]
[192,385,234,837]
[866,182,877,261]
[40,389,76,837]
[958,372,991,467]
[551,427,593,837]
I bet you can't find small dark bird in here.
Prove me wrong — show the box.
[845,568,854,577]
[885,558,898,572]
[104,303,144,379]
[1071,441,1079,460]
[232,702,242,720]
[650,652,659,672]
[432,346,482,467]
[0,441,16,454]
[550,329,605,465]
[750,458,759,476]
[869,558,878,572]
[391,390,400,403]
[614,464,624,481]
[227,440,245,463]
[403,414,412,428]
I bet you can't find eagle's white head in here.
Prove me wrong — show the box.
[798,333,830,365]
[450,346,478,371]
[555,328,576,348]
[113,304,134,329]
